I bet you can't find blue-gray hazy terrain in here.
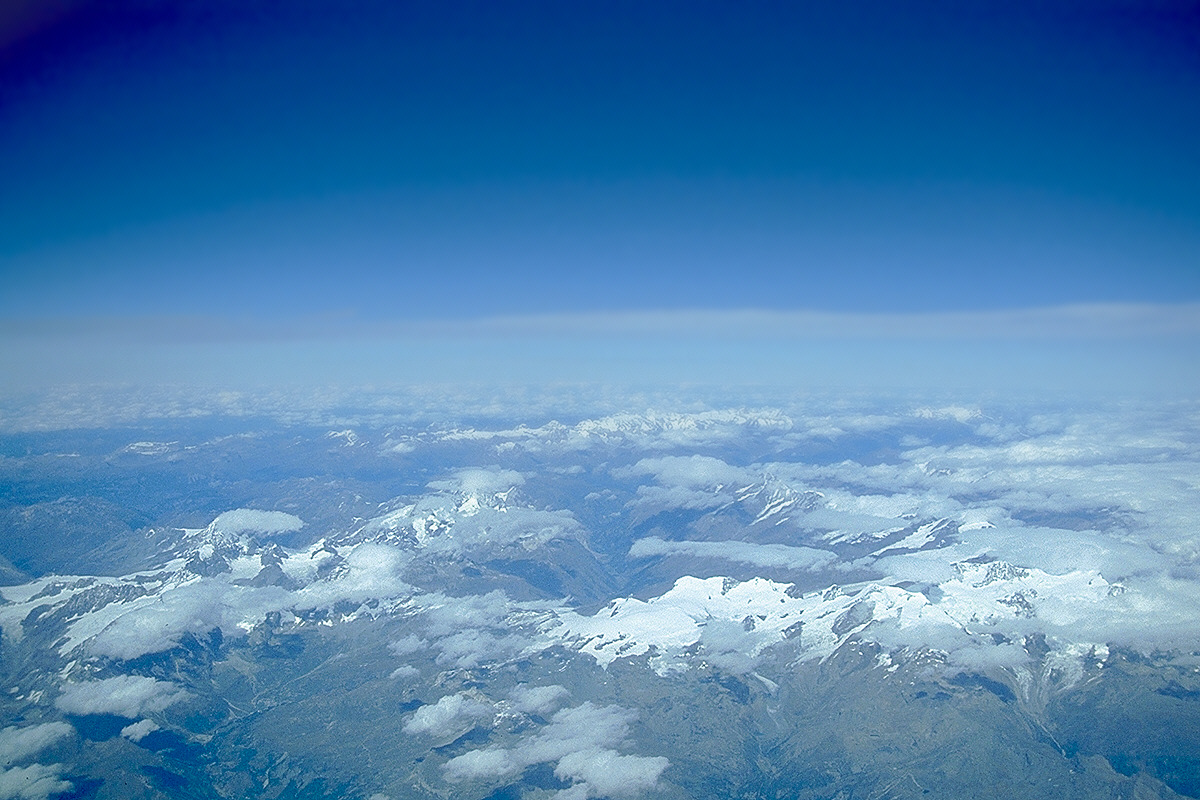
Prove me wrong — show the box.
[2,379,1200,799]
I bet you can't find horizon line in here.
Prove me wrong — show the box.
[3,302,1199,343]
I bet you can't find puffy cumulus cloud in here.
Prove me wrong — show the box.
[211,509,304,537]
[425,507,584,555]
[520,703,636,762]
[387,635,425,657]
[540,409,793,453]
[0,763,72,800]
[614,455,767,520]
[630,537,837,573]
[443,702,667,798]
[415,591,552,670]
[912,405,982,424]
[872,531,1200,656]
[873,550,960,586]
[623,484,730,516]
[509,684,568,715]
[427,468,524,496]
[422,591,516,636]
[778,404,1200,604]
[54,676,187,718]
[433,409,794,454]
[119,720,158,742]
[83,579,291,661]
[947,642,1031,672]
[415,587,549,671]
[434,628,534,670]
[952,525,1169,579]
[387,636,425,679]
[82,542,413,661]
[784,412,907,440]
[442,747,519,781]
[403,693,493,738]
[1042,574,1200,654]
[810,485,959,524]
[0,724,72,767]
[614,455,752,490]
[297,543,412,606]
[554,748,669,798]
[694,618,764,674]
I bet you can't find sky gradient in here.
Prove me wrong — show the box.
[3,1,1199,318]
[1,1,1198,390]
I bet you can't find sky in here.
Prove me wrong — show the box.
[0,0,1198,388]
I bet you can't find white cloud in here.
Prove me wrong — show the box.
[54,676,188,718]
[442,409,793,455]
[0,764,72,800]
[443,702,668,798]
[297,543,412,605]
[82,580,290,661]
[509,685,568,715]
[211,509,304,536]
[947,642,1030,672]
[554,748,669,798]
[119,720,159,742]
[403,693,493,738]
[77,541,414,661]
[614,455,791,521]
[388,635,425,656]
[614,455,754,489]
[913,405,982,423]
[442,747,519,781]
[414,591,552,670]
[428,468,524,496]
[0,725,72,768]
[630,537,836,572]
[434,629,533,670]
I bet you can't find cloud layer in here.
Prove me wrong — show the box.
[54,676,188,718]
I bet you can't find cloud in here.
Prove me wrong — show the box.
[443,702,668,798]
[691,618,764,674]
[354,480,584,556]
[433,629,534,670]
[434,409,795,456]
[413,590,552,670]
[296,543,412,605]
[0,725,72,768]
[81,580,290,661]
[388,635,425,656]
[0,764,72,800]
[76,539,416,660]
[614,455,754,489]
[614,454,790,522]
[430,507,583,555]
[947,642,1030,672]
[509,685,568,715]
[441,747,519,781]
[419,305,1200,341]
[428,468,524,496]
[630,537,837,572]
[119,720,159,742]
[403,693,493,738]
[54,676,188,718]
[211,509,304,537]
[554,748,669,798]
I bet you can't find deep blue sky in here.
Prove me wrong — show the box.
[2,0,1198,322]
